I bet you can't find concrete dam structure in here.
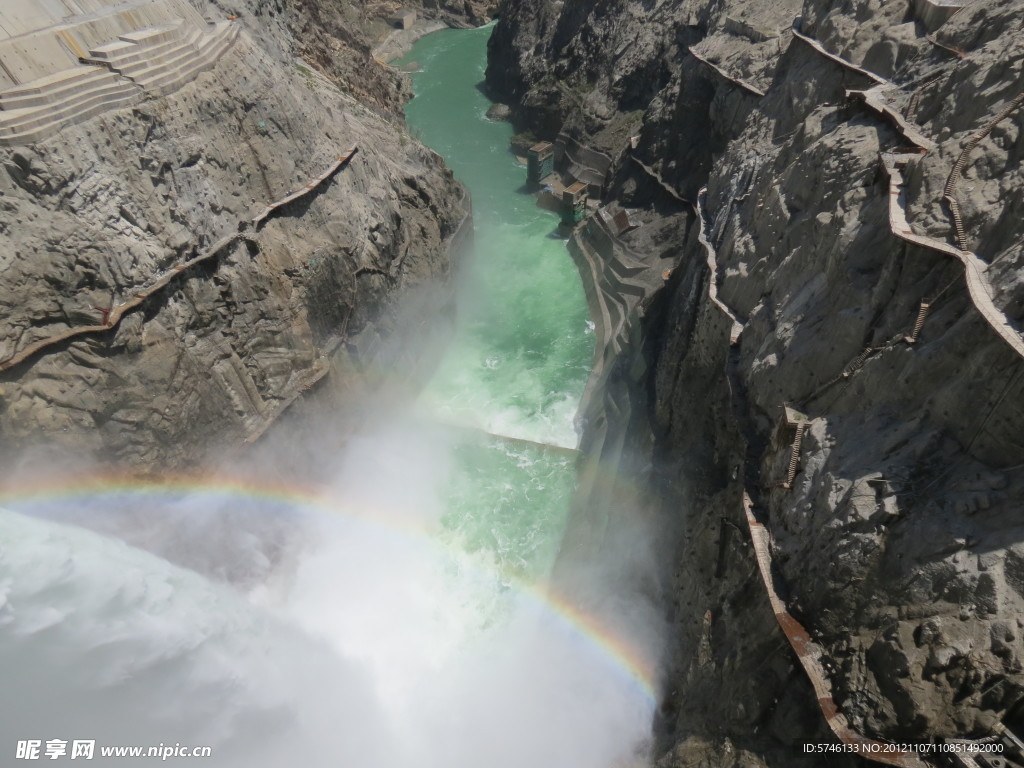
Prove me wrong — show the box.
[0,0,237,143]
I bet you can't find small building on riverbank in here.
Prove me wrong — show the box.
[390,10,416,30]
[527,142,554,188]
[562,182,587,225]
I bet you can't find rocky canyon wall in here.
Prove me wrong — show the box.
[0,0,477,476]
[488,0,1024,765]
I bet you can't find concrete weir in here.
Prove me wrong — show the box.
[0,0,240,144]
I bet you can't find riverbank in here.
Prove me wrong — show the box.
[372,20,448,64]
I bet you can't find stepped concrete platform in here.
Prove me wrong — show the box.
[0,65,109,108]
[85,19,238,96]
[847,84,936,152]
[88,25,197,68]
[147,22,239,96]
[89,21,192,60]
[0,12,239,144]
[0,0,209,90]
[0,65,139,143]
[0,2,241,144]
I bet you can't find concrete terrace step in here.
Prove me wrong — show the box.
[113,37,201,81]
[204,21,240,52]
[0,81,139,136]
[132,52,209,91]
[115,22,236,92]
[111,28,204,71]
[86,29,202,70]
[601,261,649,299]
[139,24,238,94]
[0,82,135,133]
[1,67,106,98]
[0,20,238,145]
[117,22,188,48]
[186,22,239,66]
[0,69,124,110]
[0,89,139,144]
[92,28,203,79]
[87,22,186,59]
[194,23,239,63]
[87,40,137,59]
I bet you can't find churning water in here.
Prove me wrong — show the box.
[0,24,657,768]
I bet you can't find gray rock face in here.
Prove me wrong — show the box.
[485,102,512,121]
[0,0,472,473]
[490,0,1024,764]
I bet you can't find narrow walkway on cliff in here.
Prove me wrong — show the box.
[786,20,1024,381]
[699,16,1024,766]
[0,149,358,374]
[882,155,1024,359]
[742,491,930,767]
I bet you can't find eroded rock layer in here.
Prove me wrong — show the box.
[488,0,1024,765]
[0,0,474,472]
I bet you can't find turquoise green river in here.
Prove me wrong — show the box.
[0,24,659,768]
[398,26,593,579]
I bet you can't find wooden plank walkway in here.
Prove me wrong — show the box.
[742,492,929,767]
[629,155,688,203]
[942,90,1024,251]
[687,46,766,97]
[791,23,888,85]
[0,232,243,373]
[251,147,359,228]
[882,155,1024,360]
[792,22,939,154]
[709,22,1018,763]
[1,149,360,373]
[847,84,936,152]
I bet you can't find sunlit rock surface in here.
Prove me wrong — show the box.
[488,0,1024,764]
[0,0,473,471]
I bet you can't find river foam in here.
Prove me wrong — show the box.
[0,22,659,768]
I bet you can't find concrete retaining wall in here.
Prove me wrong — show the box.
[0,0,205,86]
[554,132,612,195]
[911,0,969,32]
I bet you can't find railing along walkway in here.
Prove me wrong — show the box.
[791,23,888,85]
[883,155,1024,360]
[792,21,1024,259]
[629,155,688,204]
[741,493,929,768]
[696,180,935,766]
[0,232,243,373]
[251,148,358,228]
[1,150,359,372]
[702,21,1020,764]
[847,84,937,151]
[790,23,937,153]
[687,46,766,97]
[943,90,1024,250]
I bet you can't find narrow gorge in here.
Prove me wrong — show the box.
[485,0,1024,765]
[2,1,1024,767]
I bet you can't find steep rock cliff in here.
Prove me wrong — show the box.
[489,0,1024,765]
[0,0,474,474]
